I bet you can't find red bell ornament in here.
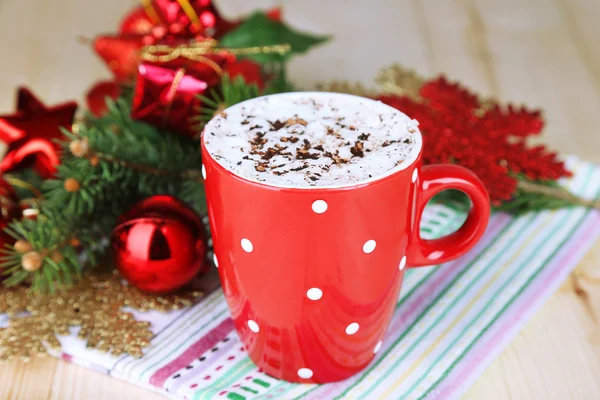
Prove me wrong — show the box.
[112,195,208,294]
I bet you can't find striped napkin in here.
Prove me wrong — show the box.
[6,157,600,400]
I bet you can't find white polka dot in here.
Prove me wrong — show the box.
[312,200,328,214]
[297,368,313,379]
[202,164,207,180]
[412,169,418,183]
[363,240,376,254]
[374,341,383,354]
[213,253,219,268]
[247,320,259,333]
[399,256,407,271]
[306,288,323,301]
[345,322,360,335]
[241,238,253,252]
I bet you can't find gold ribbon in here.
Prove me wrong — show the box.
[139,39,291,129]
[140,0,161,25]
[175,0,202,31]
[141,40,225,76]
[141,0,202,30]
[162,67,187,127]
[140,40,292,76]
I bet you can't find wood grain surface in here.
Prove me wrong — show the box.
[0,0,599,398]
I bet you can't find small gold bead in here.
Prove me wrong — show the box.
[69,138,89,158]
[14,240,33,253]
[64,178,81,193]
[22,251,43,272]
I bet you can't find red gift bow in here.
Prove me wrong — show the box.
[131,40,290,135]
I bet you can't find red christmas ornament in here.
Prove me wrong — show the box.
[0,177,21,282]
[147,0,238,38]
[120,7,154,35]
[86,80,122,117]
[132,53,231,136]
[112,195,208,294]
[93,35,148,83]
[378,76,571,205]
[0,88,77,179]
[95,0,238,82]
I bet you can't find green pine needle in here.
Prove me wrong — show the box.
[2,96,207,292]
[195,75,262,127]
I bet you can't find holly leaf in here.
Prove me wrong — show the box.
[220,12,330,63]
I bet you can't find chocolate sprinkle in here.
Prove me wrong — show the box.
[350,141,365,158]
[324,150,348,165]
[296,149,320,160]
[263,148,278,160]
[268,120,285,131]
[382,140,400,147]
[286,117,308,126]
[290,165,309,172]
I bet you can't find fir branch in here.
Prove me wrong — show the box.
[432,178,599,216]
[74,146,202,181]
[3,95,207,292]
[516,180,600,209]
[194,75,262,127]
[1,215,89,292]
[46,98,206,216]
[496,179,600,215]
[192,72,295,130]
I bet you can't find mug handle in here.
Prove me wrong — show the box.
[406,164,491,267]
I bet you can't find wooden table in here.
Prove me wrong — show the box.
[1,0,599,398]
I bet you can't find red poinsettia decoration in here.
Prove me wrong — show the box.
[0,88,77,179]
[378,77,571,205]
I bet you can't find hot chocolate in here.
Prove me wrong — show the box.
[202,92,422,187]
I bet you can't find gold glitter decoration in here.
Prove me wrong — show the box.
[375,64,425,99]
[0,270,204,361]
[316,80,376,98]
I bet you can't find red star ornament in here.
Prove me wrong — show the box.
[0,88,77,179]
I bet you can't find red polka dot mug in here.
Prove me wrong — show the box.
[201,92,491,383]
